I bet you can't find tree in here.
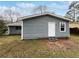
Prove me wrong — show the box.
[4,8,13,23]
[65,1,79,22]
[0,19,7,36]
[4,7,21,23]
[33,5,48,14]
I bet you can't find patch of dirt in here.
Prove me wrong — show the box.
[47,39,79,51]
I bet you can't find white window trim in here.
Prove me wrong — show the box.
[59,22,66,32]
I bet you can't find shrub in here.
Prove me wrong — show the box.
[0,20,7,36]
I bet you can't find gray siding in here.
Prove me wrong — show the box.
[9,26,21,35]
[23,16,48,39]
[22,16,69,39]
[47,16,70,37]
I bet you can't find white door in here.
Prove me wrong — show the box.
[48,22,55,37]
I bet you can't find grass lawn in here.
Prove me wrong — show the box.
[0,35,79,58]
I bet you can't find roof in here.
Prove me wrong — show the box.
[7,21,22,26]
[7,13,71,26]
[19,13,71,21]
[69,22,79,28]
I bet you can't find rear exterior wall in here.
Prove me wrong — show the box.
[22,16,70,39]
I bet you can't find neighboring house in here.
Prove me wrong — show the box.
[7,21,21,35]
[7,13,70,39]
[69,22,79,28]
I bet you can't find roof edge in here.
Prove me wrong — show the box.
[19,13,71,21]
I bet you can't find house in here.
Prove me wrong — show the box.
[7,13,70,39]
[69,22,79,34]
[7,21,21,35]
[69,22,79,28]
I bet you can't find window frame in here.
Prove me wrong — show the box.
[59,22,66,32]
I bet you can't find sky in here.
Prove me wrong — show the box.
[0,1,71,21]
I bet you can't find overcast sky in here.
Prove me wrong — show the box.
[0,1,71,17]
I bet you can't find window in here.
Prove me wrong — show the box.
[15,26,21,30]
[60,22,66,32]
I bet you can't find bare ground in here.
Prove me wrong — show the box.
[0,35,79,57]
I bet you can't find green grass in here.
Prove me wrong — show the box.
[0,35,79,58]
[0,35,20,45]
